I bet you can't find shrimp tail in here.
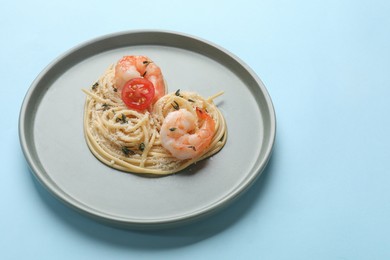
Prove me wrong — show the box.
[196,107,214,124]
[196,107,215,138]
[196,107,208,120]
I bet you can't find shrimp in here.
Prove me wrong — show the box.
[160,107,215,160]
[114,55,166,104]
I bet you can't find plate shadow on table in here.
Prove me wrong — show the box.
[28,144,278,250]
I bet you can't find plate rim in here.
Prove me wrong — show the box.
[18,29,276,229]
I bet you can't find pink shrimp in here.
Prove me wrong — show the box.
[114,55,166,104]
[160,107,215,160]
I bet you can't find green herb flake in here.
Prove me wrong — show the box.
[139,143,145,151]
[92,82,99,90]
[171,101,180,110]
[169,127,176,131]
[116,113,128,124]
[122,146,135,156]
[175,89,184,98]
[102,103,110,111]
[188,98,195,103]
[188,146,196,151]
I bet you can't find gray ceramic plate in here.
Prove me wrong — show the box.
[19,30,276,229]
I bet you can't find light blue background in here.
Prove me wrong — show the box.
[2,0,390,259]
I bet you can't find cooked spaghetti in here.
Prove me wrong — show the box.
[83,59,227,176]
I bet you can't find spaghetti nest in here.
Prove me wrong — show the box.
[83,66,227,176]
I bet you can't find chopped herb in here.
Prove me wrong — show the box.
[122,146,135,156]
[113,87,118,92]
[169,127,176,131]
[142,71,147,77]
[175,89,184,98]
[116,113,128,124]
[142,60,152,65]
[102,103,110,111]
[188,98,195,103]
[171,101,180,110]
[188,146,196,151]
[121,114,128,124]
[92,82,99,90]
[139,143,145,151]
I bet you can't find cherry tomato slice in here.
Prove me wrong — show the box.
[121,78,155,111]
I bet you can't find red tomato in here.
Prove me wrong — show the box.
[121,78,155,111]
